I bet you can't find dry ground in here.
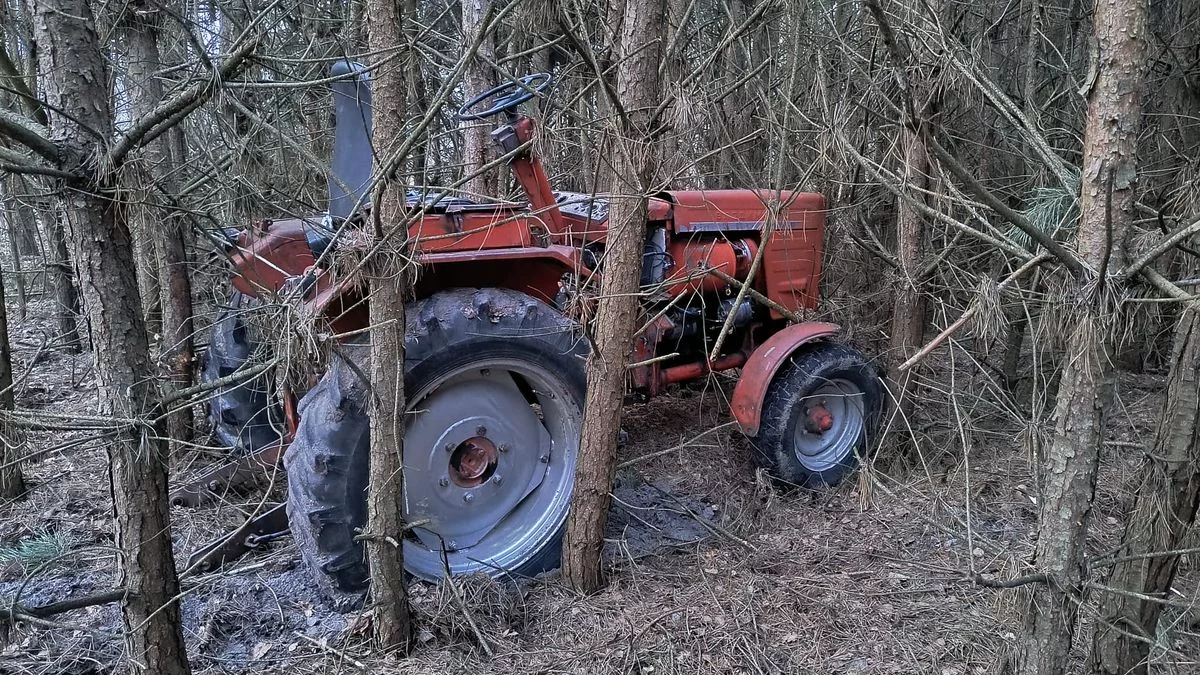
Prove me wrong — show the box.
[0,297,1197,675]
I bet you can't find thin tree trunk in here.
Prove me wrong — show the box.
[134,224,163,339]
[562,0,666,594]
[1007,1,1148,673]
[29,0,191,671]
[1,177,29,320]
[364,0,412,651]
[123,1,195,451]
[1090,305,1200,674]
[0,263,25,500]
[46,203,82,352]
[887,126,928,422]
[461,0,496,198]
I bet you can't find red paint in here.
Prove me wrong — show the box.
[730,321,841,436]
[230,219,317,296]
[509,118,566,237]
[662,238,740,295]
[660,352,747,386]
[657,190,826,315]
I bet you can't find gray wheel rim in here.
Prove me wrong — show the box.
[790,378,865,473]
[401,357,581,580]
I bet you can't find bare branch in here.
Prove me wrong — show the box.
[106,36,260,168]
[0,107,58,164]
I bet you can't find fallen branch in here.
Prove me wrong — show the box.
[293,630,366,668]
[0,588,127,622]
[973,572,1048,589]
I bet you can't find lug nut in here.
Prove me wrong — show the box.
[438,477,449,487]
[463,493,475,503]
[498,443,510,453]
[445,443,455,452]
[493,475,503,485]
[476,425,487,436]
[539,454,550,463]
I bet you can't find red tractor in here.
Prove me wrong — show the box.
[186,63,882,594]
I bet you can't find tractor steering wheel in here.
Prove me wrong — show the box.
[456,73,554,121]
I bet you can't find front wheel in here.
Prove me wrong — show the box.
[750,343,882,488]
[284,289,588,596]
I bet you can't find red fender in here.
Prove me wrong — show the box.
[731,321,841,436]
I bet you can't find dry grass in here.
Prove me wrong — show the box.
[0,296,1197,675]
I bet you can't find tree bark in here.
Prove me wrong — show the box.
[0,262,25,499]
[46,203,82,353]
[122,0,195,453]
[364,0,412,651]
[29,0,191,671]
[1008,1,1148,673]
[887,124,929,422]
[562,0,666,594]
[461,0,496,198]
[1090,306,1200,674]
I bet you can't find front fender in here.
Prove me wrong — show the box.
[731,321,841,436]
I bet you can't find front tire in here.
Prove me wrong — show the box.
[750,343,882,488]
[284,289,588,596]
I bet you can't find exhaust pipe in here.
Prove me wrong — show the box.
[328,60,373,223]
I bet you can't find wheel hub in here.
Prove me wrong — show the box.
[791,379,866,472]
[804,403,834,434]
[448,436,498,488]
[400,362,554,557]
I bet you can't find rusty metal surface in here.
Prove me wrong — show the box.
[730,321,841,436]
[169,441,287,508]
[184,502,290,574]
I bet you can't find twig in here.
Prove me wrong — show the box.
[438,559,494,658]
[293,631,366,669]
[617,422,736,469]
[709,268,803,323]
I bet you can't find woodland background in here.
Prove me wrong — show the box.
[0,0,1198,673]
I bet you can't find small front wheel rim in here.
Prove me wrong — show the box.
[790,378,866,473]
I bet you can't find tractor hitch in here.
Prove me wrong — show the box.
[184,502,290,574]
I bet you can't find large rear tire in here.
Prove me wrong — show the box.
[202,291,283,454]
[750,343,883,488]
[284,288,588,596]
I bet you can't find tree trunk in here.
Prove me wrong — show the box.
[1008,1,1148,673]
[887,125,928,422]
[562,0,666,594]
[1,176,30,321]
[461,0,496,198]
[46,203,82,352]
[1089,307,1200,674]
[122,1,195,452]
[29,0,191,671]
[0,263,25,500]
[364,0,412,651]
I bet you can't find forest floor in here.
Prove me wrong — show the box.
[0,296,1197,675]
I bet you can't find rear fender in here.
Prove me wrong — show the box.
[731,321,840,436]
[303,245,585,332]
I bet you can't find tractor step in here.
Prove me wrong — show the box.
[184,502,290,575]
